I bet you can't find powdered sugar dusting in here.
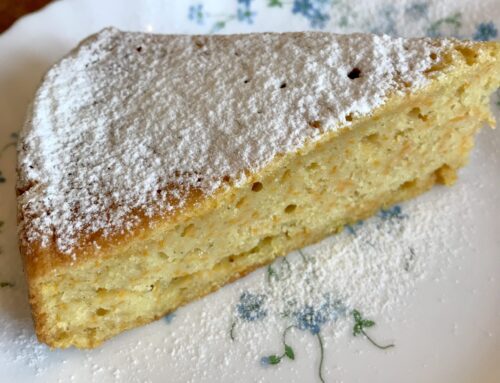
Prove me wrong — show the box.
[17,28,448,255]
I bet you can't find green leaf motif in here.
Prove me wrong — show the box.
[352,309,361,322]
[353,323,362,336]
[352,309,375,335]
[268,0,283,7]
[214,21,225,30]
[285,344,295,360]
[268,355,281,365]
[362,320,375,328]
[351,308,395,349]
[0,282,14,288]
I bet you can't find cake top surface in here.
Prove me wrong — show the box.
[18,28,450,256]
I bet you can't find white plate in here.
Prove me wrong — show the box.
[0,1,499,382]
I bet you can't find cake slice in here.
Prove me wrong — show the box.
[17,28,500,348]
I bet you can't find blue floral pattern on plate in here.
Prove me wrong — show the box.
[187,0,498,42]
[227,208,405,382]
[236,291,267,321]
[0,1,498,381]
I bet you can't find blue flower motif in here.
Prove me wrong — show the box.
[378,205,405,221]
[294,305,326,334]
[237,8,256,24]
[292,0,312,14]
[293,296,346,335]
[473,22,498,41]
[292,0,330,29]
[260,356,271,365]
[236,0,256,24]
[238,0,253,7]
[309,10,329,28]
[188,4,204,25]
[237,291,267,321]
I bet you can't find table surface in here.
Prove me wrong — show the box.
[0,0,52,33]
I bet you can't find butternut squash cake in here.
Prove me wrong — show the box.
[17,28,500,348]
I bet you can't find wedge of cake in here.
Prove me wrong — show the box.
[17,28,500,348]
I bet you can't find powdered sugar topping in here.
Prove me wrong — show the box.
[17,28,448,255]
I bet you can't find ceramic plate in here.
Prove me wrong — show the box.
[0,1,499,382]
